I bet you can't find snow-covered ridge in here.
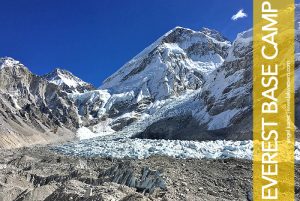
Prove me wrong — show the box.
[42,68,94,93]
[226,29,252,62]
[0,57,26,69]
[200,27,230,42]
[101,26,231,87]
[43,68,89,88]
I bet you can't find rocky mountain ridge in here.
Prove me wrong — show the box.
[0,57,80,148]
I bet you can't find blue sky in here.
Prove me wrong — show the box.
[0,0,253,87]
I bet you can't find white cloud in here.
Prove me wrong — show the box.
[231,9,248,21]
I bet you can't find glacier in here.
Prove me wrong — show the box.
[52,136,300,162]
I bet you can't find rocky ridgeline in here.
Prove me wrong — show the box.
[0,58,80,149]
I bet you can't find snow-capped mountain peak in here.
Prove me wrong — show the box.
[100,26,231,100]
[0,57,26,69]
[161,26,230,47]
[45,68,82,87]
[68,26,232,135]
[42,68,94,93]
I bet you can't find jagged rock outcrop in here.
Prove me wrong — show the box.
[0,148,168,201]
[0,147,278,201]
[101,162,166,193]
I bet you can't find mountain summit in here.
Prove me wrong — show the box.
[0,57,26,69]
[101,26,231,99]
[42,68,95,93]
[70,26,232,135]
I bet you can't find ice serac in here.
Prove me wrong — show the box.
[42,68,95,93]
[0,57,79,149]
[73,27,231,135]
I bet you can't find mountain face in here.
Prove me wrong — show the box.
[0,57,81,148]
[101,27,230,99]
[137,27,300,140]
[42,68,95,93]
[135,29,253,140]
[72,27,231,134]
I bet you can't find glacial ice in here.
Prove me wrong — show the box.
[52,135,300,163]
[52,136,300,162]
[53,136,252,160]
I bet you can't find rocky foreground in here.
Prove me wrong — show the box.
[0,147,298,201]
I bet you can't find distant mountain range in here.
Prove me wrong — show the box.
[0,21,299,148]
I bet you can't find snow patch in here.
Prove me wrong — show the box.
[11,97,22,110]
[208,109,240,130]
[76,126,114,140]
[76,127,96,140]
[205,69,244,99]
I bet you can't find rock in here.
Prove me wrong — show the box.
[181,182,187,186]
[84,187,93,197]
[101,162,166,194]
